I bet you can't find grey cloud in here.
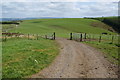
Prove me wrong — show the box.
[1,2,118,18]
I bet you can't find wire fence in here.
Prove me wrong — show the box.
[1,32,119,45]
[44,32,55,40]
[2,32,56,42]
[70,32,119,44]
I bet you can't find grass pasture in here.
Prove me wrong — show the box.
[2,37,59,78]
[9,18,116,37]
[2,17,119,78]
[85,33,119,44]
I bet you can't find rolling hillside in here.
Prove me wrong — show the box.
[9,18,116,37]
[2,18,119,78]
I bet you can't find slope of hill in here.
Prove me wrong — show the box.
[2,18,118,78]
[9,18,116,37]
[90,17,120,33]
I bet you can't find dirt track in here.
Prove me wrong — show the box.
[31,38,118,78]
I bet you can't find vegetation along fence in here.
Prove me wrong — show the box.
[44,32,55,40]
[2,32,56,42]
[70,32,119,44]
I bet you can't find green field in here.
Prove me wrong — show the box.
[9,18,116,37]
[2,37,59,78]
[2,17,119,78]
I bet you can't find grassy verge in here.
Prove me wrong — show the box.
[2,38,59,78]
[83,41,119,64]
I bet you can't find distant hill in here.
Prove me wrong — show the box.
[0,17,63,21]
[0,18,36,21]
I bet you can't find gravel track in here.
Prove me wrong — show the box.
[31,38,118,78]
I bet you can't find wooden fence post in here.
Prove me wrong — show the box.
[99,35,101,43]
[80,33,82,42]
[36,34,38,40]
[89,34,91,41]
[45,35,47,39]
[84,33,86,40]
[53,32,55,40]
[28,34,29,40]
[111,35,114,43]
[70,33,72,40]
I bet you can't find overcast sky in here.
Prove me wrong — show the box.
[1,0,119,18]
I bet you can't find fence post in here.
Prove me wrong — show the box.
[111,35,114,44]
[36,34,38,40]
[84,33,86,41]
[89,34,91,41]
[84,33,86,39]
[99,35,101,43]
[53,32,55,40]
[80,33,82,42]
[45,35,47,39]
[70,33,72,40]
[28,34,29,40]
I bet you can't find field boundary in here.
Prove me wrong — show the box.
[69,32,119,44]
[2,32,56,42]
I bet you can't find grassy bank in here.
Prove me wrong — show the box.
[91,16,120,33]
[83,41,119,64]
[2,38,59,78]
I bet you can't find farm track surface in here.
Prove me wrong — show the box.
[32,38,118,78]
